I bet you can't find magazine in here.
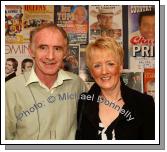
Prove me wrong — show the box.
[55,5,88,44]
[121,69,144,93]
[89,5,123,44]
[128,5,155,69]
[144,68,155,99]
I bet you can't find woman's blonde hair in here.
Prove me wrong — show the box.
[85,37,124,68]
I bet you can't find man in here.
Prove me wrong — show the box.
[130,9,155,43]
[90,8,121,31]
[6,23,87,140]
[90,8,121,41]
[66,6,88,35]
[73,6,88,25]
[146,80,155,100]
[5,58,18,82]
[21,58,33,73]
[128,9,155,69]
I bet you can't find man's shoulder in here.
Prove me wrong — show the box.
[61,70,87,91]
[61,70,82,82]
[130,30,141,38]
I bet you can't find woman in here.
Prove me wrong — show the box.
[76,37,155,140]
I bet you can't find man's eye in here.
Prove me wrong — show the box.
[39,46,47,50]
[53,46,63,52]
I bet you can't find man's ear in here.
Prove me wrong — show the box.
[28,45,35,58]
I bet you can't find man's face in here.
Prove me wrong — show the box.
[98,14,113,29]
[140,15,155,40]
[74,7,87,24]
[147,84,155,99]
[23,62,33,72]
[5,61,14,74]
[29,28,67,78]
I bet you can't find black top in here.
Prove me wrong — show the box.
[76,79,155,140]
[5,72,16,82]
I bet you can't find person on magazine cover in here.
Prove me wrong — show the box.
[130,9,155,43]
[21,58,33,73]
[127,72,142,92]
[5,58,18,82]
[67,6,88,33]
[5,23,87,140]
[90,7,122,41]
[63,55,79,74]
[72,6,88,25]
[76,37,155,140]
[145,80,155,100]
[90,8,121,31]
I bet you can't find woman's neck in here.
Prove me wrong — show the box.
[101,80,121,101]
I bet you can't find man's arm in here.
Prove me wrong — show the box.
[5,82,17,140]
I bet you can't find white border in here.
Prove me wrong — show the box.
[1,1,159,145]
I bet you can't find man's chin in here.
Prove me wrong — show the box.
[43,70,59,76]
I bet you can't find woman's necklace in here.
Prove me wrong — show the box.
[99,92,122,104]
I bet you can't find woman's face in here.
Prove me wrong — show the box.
[89,48,122,91]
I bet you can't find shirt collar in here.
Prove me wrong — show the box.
[25,67,73,90]
[6,71,15,77]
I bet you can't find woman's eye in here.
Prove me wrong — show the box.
[108,62,114,66]
[93,64,101,68]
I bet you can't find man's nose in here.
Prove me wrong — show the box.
[46,48,54,60]
[148,26,155,33]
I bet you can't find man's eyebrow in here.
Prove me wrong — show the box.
[38,44,48,47]
[52,45,65,50]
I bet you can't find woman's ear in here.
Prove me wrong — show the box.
[119,64,123,73]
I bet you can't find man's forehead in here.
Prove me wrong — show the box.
[100,13,113,17]
[142,15,155,20]
[6,61,13,64]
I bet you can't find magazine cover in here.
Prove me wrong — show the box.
[89,5,123,44]
[63,44,80,74]
[121,69,144,93]
[5,43,33,76]
[128,5,155,69]
[144,68,155,99]
[5,5,24,44]
[23,5,54,42]
[79,44,94,82]
[55,5,88,44]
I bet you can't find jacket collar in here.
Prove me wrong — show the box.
[88,78,132,105]
[84,78,133,128]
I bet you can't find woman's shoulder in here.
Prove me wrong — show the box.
[123,85,154,109]
[126,86,153,100]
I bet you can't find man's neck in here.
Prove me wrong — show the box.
[38,74,58,89]
[34,68,59,89]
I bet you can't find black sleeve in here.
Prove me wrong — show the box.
[75,93,86,140]
[141,95,155,139]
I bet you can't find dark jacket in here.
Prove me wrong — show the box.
[76,80,155,140]
[5,72,16,82]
